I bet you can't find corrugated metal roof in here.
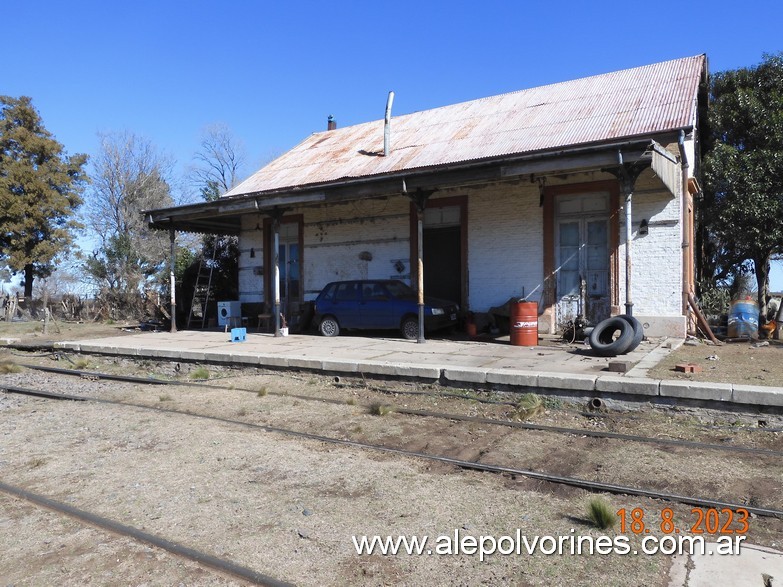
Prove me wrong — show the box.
[225,55,706,198]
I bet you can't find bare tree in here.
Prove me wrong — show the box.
[86,131,174,248]
[189,123,247,198]
[82,132,175,316]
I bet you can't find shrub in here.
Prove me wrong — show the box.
[190,367,210,380]
[0,361,21,374]
[514,393,543,420]
[370,403,394,416]
[587,498,617,530]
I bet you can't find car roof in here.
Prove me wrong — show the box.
[324,279,403,285]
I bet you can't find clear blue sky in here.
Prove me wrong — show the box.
[5,0,783,287]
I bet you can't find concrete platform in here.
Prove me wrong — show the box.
[669,542,783,587]
[53,330,783,409]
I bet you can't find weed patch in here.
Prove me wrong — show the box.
[586,497,616,530]
[190,367,210,380]
[514,393,544,420]
[0,361,21,374]
[370,403,395,416]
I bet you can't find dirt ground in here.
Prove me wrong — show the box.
[648,338,783,387]
[0,320,139,344]
[2,350,782,586]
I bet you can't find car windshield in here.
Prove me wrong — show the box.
[385,281,415,299]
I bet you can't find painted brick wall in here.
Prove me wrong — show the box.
[236,163,688,336]
[617,169,683,317]
[444,183,544,311]
[237,216,264,303]
[302,198,411,299]
[238,199,411,304]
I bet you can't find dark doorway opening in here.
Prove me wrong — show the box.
[423,225,461,304]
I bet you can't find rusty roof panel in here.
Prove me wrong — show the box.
[226,55,705,198]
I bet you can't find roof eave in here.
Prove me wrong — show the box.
[145,129,688,234]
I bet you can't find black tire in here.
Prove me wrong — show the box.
[617,314,644,352]
[401,316,419,340]
[588,317,634,356]
[319,316,340,337]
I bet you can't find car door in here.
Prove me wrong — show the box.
[331,282,362,328]
[359,282,394,329]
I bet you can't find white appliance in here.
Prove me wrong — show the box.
[217,301,242,327]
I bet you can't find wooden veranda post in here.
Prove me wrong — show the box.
[408,188,433,344]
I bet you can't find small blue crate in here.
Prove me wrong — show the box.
[230,327,247,342]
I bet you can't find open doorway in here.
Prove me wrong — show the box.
[418,197,467,310]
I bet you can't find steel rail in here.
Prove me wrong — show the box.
[21,363,517,405]
[15,364,783,458]
[394,407,783,458]
[0,480,292,587]
[3,385,782,520]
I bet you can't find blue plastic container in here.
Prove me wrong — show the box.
[727,298,758,338]
[230,327,247,343]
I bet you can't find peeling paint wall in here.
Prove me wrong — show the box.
[236,166,686,336]
[435,183,544,311]
[302,198,411,299]
[238,216,264,303]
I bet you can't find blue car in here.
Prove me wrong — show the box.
[314,280,459,339]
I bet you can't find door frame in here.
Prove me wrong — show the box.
[542,181,619,332]
[409,195,468,310]
[263,214,304,311]
[555,213,611,326]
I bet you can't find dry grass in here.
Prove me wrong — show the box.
[513,393,544,420]
[0,321,134,343]
[369,403,395,417]
[27,457,47,469]
[71,358,90,370]
[190,367,210,380]
[0,360,21,374]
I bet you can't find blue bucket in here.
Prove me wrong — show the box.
[727,298,758,338]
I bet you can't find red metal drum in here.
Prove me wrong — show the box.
[510,301,538,346]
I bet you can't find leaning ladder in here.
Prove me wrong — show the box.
[186,243,219,329]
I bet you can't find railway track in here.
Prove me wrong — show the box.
[0,480,291,587]
[18,363,783,459]
[4,359,783,584]
[3,382,782,520]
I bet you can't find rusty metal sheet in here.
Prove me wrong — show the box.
[225,55,706,198]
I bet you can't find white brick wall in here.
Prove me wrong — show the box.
[238,216,264,302]
[618,174,683,317]
[451,184,544,310]
[238,199,411,304]
[236,156,688,337]
[303,199,411,299]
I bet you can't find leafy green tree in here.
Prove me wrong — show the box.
[0,96,87,297]
[702,53,783,316]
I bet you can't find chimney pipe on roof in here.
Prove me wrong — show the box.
[384,91,394,156]
[327,115,336,131]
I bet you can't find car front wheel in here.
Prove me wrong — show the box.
[319,316,340,337]
[401,317,419,340]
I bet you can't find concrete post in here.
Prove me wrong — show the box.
[169,225,177,333]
